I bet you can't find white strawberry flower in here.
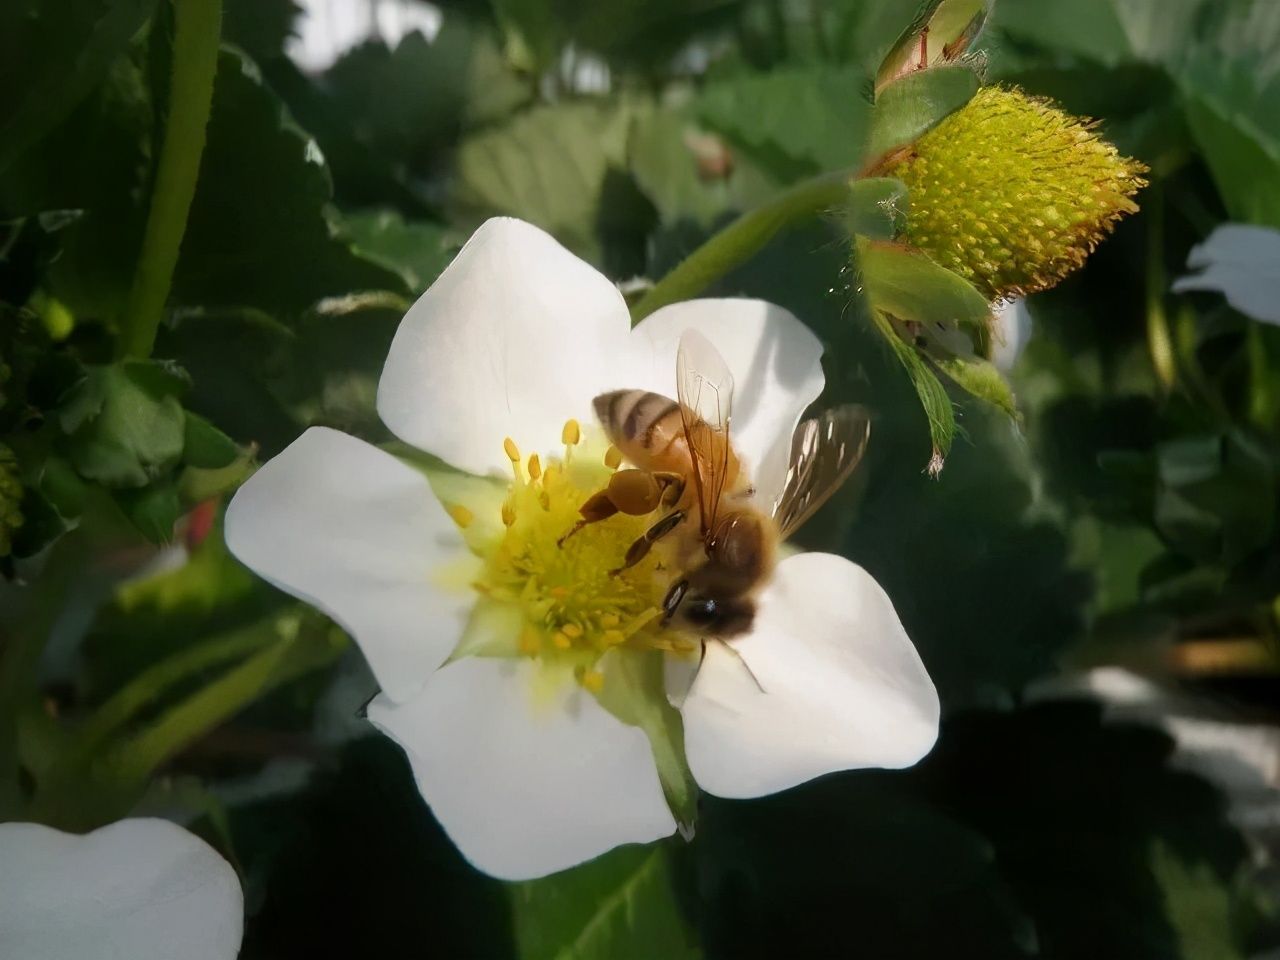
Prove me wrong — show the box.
[0,818,243,959]
[1173,223,1280,325]
[225,218,939,880]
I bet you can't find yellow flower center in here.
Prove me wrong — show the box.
[448,421,696,689]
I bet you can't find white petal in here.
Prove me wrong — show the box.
[681,552,939,799]
[992,298,1033,372]
[377,217,634,475]
[0,818,242,960]
[225,427,474,703]
[368,657,675,880]
[629,299,825,506]
[1172,223,1280,325]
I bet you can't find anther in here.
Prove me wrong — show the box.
[580,670,605,694]
[503,437,521,462]
[552,631,573,650]
[562,420,581,445]
[501,503,516,527]
[445,504,474,528]
[601,629,626,647]
[604,446,623,469]
[527,453,542,481]
[562,623,583,639]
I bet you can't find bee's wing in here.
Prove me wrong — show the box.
[675,329,735,536]
[771,405,871,541]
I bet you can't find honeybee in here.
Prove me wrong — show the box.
[563,329,870,639]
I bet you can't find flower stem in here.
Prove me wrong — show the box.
[111,616,342,784]
[119,0,222,359]
[74,620,279,755]
[629,170,856,323]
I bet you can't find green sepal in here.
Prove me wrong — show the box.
[869,309,956,476]
[933,355,1018,421]
[847,178,909,241]
[596,649,698,833]
[866,64,979,169]
[877,0,993,92]
[856,237,991,339]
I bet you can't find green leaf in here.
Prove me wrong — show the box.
[173,48,406,314]
[339,210,458,295]
[511,843,701,960]
[452,100,646,261]
[182,412,239,469]
[866,63,979,166]
[628,99,782,229]
[1149,839,1245,960]
[856,238,991,333]
[1179,51,1280,228]
[934,355,1018,419]
[0,51,153,323]
[112,479,180,544]
[57,361,187,488]
[698,65,873,174]
[0,0,156,173]
[846,177,909,240]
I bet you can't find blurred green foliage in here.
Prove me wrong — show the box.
[2,0,1278,957]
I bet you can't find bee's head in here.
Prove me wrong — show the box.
[673,593,755,638]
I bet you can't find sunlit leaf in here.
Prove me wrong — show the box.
[511,843,701,960]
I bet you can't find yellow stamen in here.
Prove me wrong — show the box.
[580,670,605,694]
[501,503,516,527]
[562,623,584,639]
[561,419,581,445]
[504,437,521,462]
[518,627,541,656]
[445,503,474,529]
[600,613,621,629]
[552,631,573,650]
[601,629,627,647]
[527,453,542,481]
[604,446,623,469]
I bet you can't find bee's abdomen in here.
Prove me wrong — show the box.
[594,391,679,443]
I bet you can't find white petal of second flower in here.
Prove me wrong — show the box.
[1172,223,1280,325]
[225,427,475,703]
[377,217,635,476]
[630,299,826,506]
[681,552,939,799]
[368,657,676,880]
[0,818,242,960]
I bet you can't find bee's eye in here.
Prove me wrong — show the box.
[684,598,719,625]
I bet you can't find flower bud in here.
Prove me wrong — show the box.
[891,86,1148,301]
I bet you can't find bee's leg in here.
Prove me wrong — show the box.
[557,491,619,547]
[661,578,689,625]
[559,470,669,547]
[610,509,686,575]
[653,471,686,507]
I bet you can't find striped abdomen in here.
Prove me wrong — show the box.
[592,390,742,488]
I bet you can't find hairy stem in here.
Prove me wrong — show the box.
[119,0,222,358]
[629,170,856,323]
